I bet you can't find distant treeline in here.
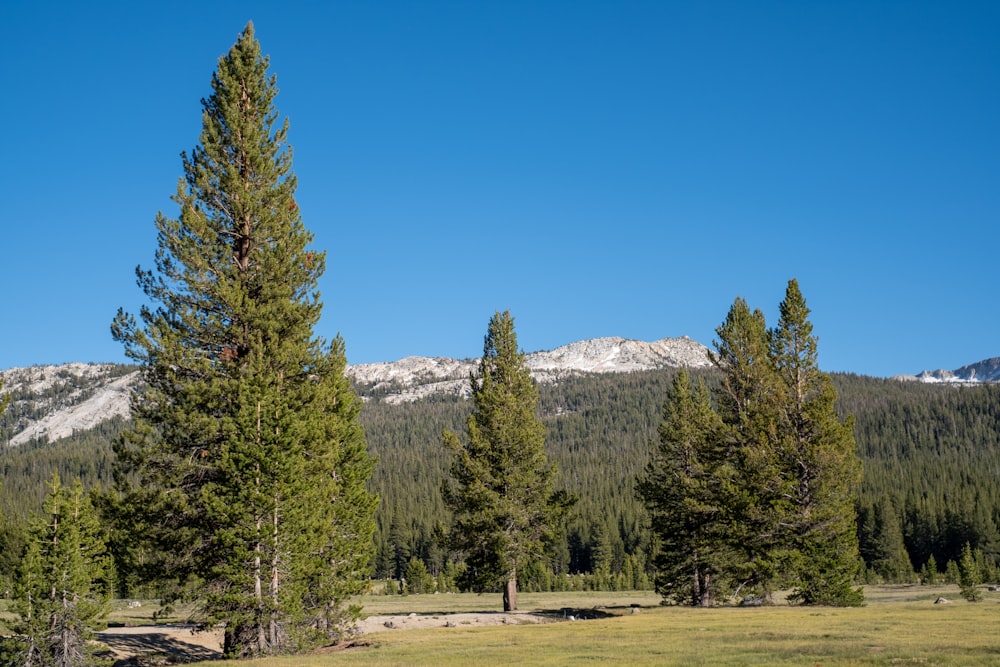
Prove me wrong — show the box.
[2,368,999,586]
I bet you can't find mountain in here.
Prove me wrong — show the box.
[0,336,710,446]
[3,337,998,447]
[349,336,712,403]
[0,363,136,447]
[893,357,1000,385]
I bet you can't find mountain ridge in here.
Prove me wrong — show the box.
[348,336,713,403]
[2,337,997,447]
[892,357,1000,385]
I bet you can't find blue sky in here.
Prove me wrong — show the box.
[1,1,996,377]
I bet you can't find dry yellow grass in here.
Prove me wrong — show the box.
[155,585,1000,666]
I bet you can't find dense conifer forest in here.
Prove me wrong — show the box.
[2,368,1000,590]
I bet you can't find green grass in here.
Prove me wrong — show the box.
[103,598,203,626]
[168,585,1000,666]
[358,590,660,615]
[5,586,999,665]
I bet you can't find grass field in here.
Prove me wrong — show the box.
[7,586,1000,665]
[183,585,1000,666]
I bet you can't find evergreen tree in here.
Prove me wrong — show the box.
[443,311,572,611]
[858,497,914,583]
[636,369,731,605]
[0,375,9,417]
[110,23,376,657]
[958,542,983,601]
[709,297,786,595]
[588,520,614,578]
[403,557,433,594]
[0,508,27,595]
[945,558,961,585]
[706,281,864,605]
[920,553,939,585]
[9,474,110,667]
[771,279,864,606]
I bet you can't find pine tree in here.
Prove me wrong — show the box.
[0,376,9,417]
[771,279,864,606]
[709,297,787,596]
[442,311,572,611]
[0,505,27,595]
[636,369,731,606]
[110,23,376,657]
[705,282,864,605]
[859,497,914,583]
[958,542,983,601]
[9,474,110,667]
[0,381,20,594]
[920,553,939,585]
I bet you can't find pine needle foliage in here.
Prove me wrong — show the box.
[644,280,864,606]
[7,474,110,667]
[443,311,573,611]
[109,23,376,658]
[636,370,732,605]
[772,280,863,606]
[710,296,788,593]
[958,542,984,601]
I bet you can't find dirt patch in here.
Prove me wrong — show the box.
[358,609,561,633]
[97,624,223,664]
[97,609,596,663]
[97,610,585,667]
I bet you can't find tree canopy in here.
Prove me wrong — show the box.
[7,474,110,667]
[642,279,864,606]
[443,311,572,611]
[109,22,375,657]
[637,369,730,605]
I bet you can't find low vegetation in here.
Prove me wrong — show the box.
[99,586,997,666]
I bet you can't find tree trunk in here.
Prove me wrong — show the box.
[254,511,266,654]
[270,500,280,648]
[503,574,518,612]
[698,572,713,607]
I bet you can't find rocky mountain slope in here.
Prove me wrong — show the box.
[0,337,711,446]
[0,363,136,447]
[894,357,1000,385]
[2,336,997,447]
[349,336,712,403]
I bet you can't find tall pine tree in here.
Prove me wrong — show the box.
[110,23,376,657]
[702,281,864,605]
[443,311,572,611]
[637,370,731,605]
[709,296,788,596]
[858,496,914,582]
[771,279,863,605]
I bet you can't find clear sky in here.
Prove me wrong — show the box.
[1,1,996,377]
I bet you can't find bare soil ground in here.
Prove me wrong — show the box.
[97,610,572,663]
[97,624,224,664]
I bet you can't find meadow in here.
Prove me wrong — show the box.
[77,585,1000,665]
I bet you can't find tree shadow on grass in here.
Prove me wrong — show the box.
[537,606,624,621]
[97,626,221,665]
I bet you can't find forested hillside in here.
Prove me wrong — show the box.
[2,368,999,585]
[838,374,1000,577]
[363,370,1000,584]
